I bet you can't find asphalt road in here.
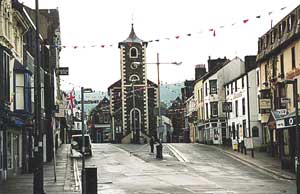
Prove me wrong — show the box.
[78,143,296,194]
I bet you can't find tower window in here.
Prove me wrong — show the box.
[129,74,140,82]
[129,47,138,58]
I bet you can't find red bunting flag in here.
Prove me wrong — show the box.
[243,19,249,24]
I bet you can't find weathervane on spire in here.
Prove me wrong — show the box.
[131,13,134,26]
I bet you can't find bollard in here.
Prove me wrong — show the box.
[85,167,97,194]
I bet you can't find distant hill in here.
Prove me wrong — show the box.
[68,82,183,113]
[160,82,183,106]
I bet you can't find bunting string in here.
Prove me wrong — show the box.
[46,5,294,49]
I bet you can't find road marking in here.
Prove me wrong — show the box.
[167,144,189,162]
[73,158,81,192]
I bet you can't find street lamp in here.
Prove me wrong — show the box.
[81,87,94,194]
[285,79,299,194]
[133,53,182,140]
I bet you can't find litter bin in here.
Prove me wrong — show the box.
[85,167,97,194]
[156,144,163,159]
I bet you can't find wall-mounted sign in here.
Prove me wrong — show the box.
[259,99,271,109]
[56,67,69,75]
[222,102,232,112]
[276,119,285,129]
[276,109,288,117]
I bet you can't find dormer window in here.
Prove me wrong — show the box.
[129,47,138,58]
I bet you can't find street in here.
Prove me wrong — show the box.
[75,143,296,194]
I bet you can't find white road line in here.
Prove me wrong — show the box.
[167,144,189,162]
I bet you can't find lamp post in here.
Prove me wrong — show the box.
[81,87,93,194]
[156,53,182,140]
[133,54,182,139]
[285,79,299,194]
[33,0,44,193]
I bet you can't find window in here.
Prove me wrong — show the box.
[272,58,276,78]
[209,79,217,94]
[129,74,140,82]
[1,51,10,102]
[280,54,284,77]
[235,81,237,92]
[200,88,203,101]
[210,102,218,118]
[264,63,268,84]
[205,83,208,96]
[232,122,236,139]
[15,73,25,110]
[226,85,229,95]
[205,103,209,120]
[129,47,138,58]
[242,98,245,115]
[287,16,293,32]
[197,89,200,103]
[241,77,244,89]
[235,100,238,117]
[256,70,260,86]
[292,47,296,69]
[243,120,247,138]
[231,83,233,94]
[252,126,259,137]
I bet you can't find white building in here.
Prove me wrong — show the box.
[203,57,245,144]
[225,56,262,149]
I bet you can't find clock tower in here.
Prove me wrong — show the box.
[109,24,157,143]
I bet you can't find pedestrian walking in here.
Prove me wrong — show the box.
[150,136,155,153]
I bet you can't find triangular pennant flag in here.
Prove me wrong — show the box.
[187,33,191,36]
[243,19,249,24]
[268,11,273,15]
[280,7,286,10]
[149,40,153,42]
[165,38,170,40]
[256,15,261,18]
[209,28,214,32]
[175,36,180,39]
[73,46,78,49]
[213,30,216,37]
[155,39,160,42]
[219,26,224,28]
[101,45,105,48]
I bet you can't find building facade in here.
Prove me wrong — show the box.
[257,5,300,172]
[89,97,111,143]
[108,25,158,144]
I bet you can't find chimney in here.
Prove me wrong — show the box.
[195,64,206,80]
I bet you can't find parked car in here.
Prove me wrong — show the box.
[71,134,92,157]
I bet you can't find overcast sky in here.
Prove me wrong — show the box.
[22,0,299,92]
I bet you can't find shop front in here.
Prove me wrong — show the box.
[276,112,299,172]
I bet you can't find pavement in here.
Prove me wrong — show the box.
[201,144,296,181]
[0,144,79,194]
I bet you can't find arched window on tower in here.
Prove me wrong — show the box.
[129,47,138,58]
[129,74,140,82]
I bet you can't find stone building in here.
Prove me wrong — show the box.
[108,25,158,144]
